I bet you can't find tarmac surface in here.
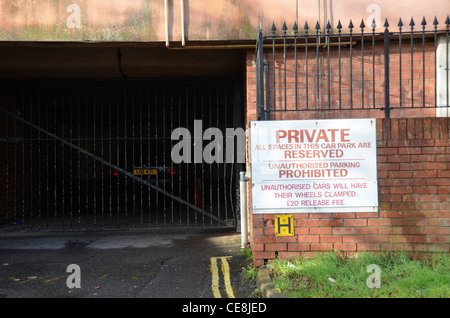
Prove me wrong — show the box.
[0,228,256,299]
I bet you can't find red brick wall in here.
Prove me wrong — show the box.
[249,118,449,266]
[247,41,437,120]
[245,46,450,266]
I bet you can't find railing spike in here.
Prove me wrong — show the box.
[304,21,309,31]
[348,19,354,30]
[433,16,439,27]
[271,22,276,33]
[421,16,427,28]
[371,18,377,30]
[315,20,321,31]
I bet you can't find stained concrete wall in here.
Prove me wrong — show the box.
[0,0,448,42]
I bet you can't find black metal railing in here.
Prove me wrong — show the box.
[256,16,450,119]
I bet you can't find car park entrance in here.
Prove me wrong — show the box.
[0,76,243,231]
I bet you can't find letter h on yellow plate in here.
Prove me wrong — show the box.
[275,215,294,236]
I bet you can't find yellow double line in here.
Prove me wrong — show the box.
[210,256,235,298]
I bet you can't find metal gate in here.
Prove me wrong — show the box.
[0,77,241,231]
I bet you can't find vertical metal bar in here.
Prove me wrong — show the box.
[92,87,96,228]
[283,22,287,111]
[194,82,200,227]
[21,83,25,228]
[223,84,228,224]
[47,83,51,228]
[132,86,136,228]
[42,82,47,226]
[140,85,144,227]
[154,86,159,227]
[162,84,167,226]
[172,82,176,226]
[349,20,354,109]
[178,83,182,227]
[100,85,104,229]
[305,22,310,110]
[147,83,151,227]
[115,84,119,227]
[185,84,190,227]
[85,88,89,227]
[145,84,150,226]
[372,21,376,109]
[137,85,142,227]
[399,19,403,108]
[132,84,137,227]
[433,17,438,107]
[315,21,320,110]
[124,86,129,227]
[264,58,269,117]
[68,85,72,229]
[165,83,170,226]
[422,18,427,108]
[256,29,263,119]
[410,18,415,108]
[19,83,26,228]
[110,85,114,227]
[327,22,331,109]
[28,84,33,229]
[162,82,167,226]
[109,85,113,227]
[216,83,220,225]
[10,83,15,228]
[77,86,81,227]
[294,22,298,110]
[195,80,200,226]
[201,84,206,226]
[169,82,174,225]
[5,84,9,229]
[163,83,168,226]
[106,86,110,227]
[61,85,65,229]
[13,85,17,227]
[272,23,276,112]
[117,85,122,227]
[338,21,342,109]
[361,20,365,109]
[25,83,29,228]
[36,84,41,230]
[446,17,449,108]
[208,85,212,227]
[384,19,391,118]
[55,86,59,225]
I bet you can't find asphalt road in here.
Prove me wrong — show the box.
[0,228,256,299]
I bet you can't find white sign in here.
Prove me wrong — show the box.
[250,119,378,213]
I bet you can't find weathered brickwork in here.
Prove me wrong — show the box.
[246,47,450,267]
